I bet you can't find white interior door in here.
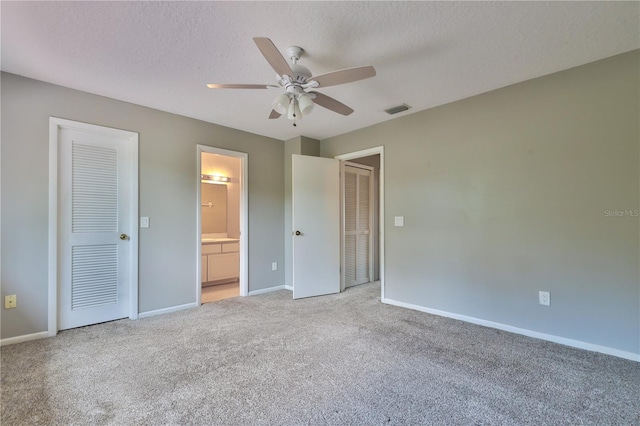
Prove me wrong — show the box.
[58,126,135,330]
[292,154,340,299]
[343,163,373,288]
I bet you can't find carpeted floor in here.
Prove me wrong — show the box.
[1,282,639,425]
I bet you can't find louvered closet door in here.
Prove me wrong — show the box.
[344,164,373,288]
[58,128,132,330]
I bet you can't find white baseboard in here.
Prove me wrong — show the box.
[382,298,640,363]
[138,302,198,319]
[1,331,49,347]
[284,285,293,291]
[248,285,287,296]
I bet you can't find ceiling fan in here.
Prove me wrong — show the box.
[207,37,376,126]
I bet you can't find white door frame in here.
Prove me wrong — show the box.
[48,117,139,337]
[196,145,248,301]
[335,146,385,300]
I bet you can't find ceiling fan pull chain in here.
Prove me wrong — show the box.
[293,98,297,127]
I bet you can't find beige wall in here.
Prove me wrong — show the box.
[1,72,285,339]
[321,51,640,355]
[201,184,227,234]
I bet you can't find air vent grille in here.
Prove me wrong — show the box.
[384,104,411,115]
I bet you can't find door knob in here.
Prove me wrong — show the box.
[120,234,129,240]
[295,230,301,236]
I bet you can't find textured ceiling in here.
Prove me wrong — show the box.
[1,1,638,141]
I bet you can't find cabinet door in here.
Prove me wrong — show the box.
[201,255,208,283]
[208,253,240,281]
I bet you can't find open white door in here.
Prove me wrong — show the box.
[292,154,340,299]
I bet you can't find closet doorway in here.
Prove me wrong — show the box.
[337,149,383,295]
[291,146,384,300]
[343,161,375,288]
[197,146,248,304]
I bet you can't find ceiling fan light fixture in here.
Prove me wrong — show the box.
[287,98,302,120]
[272,93,290,115]
[297,93,314,115]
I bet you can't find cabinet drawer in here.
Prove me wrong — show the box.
[222,243,239,253]
[202,244,222,254]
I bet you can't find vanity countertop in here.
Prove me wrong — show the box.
[202,237,239,244]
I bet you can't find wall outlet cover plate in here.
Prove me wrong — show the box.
[539,291,550,306]
[4,295,17,309]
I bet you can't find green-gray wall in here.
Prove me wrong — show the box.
[1,72,284,339]
[321,51,640,356]
[3,50,639,358]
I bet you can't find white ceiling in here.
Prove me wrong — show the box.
[1,1,638,141]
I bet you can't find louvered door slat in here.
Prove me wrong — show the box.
[345,234,356,285]
[356,234,370,283]
[72,143,118,233]
[344,171,357,232]
[358,175,370,231]
[71,245,118,310]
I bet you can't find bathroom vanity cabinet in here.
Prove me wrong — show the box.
[201,240,240,283]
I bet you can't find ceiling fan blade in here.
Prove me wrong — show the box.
[309,91,354,116]
[253,37,293,77]
[207,84,278,89]
[310,66,376,88]
[269,109,282,119]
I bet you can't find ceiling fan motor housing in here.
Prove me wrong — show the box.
[281,63,313,96]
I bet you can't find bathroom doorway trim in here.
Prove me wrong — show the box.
[196,145,249,302]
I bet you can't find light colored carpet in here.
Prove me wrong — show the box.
[201,282,239,304]
[1,282,639,425]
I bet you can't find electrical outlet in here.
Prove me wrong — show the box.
[271,262,278,271]
[5,295,17,309]
[539,291,550,306]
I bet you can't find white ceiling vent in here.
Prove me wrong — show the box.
[384,104,411,115]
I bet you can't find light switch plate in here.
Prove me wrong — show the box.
[140,217,150,228]
[394,216,404,227]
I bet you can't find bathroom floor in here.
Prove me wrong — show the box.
[201,282,239,304]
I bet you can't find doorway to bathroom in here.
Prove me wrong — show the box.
[197,146,248,305]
